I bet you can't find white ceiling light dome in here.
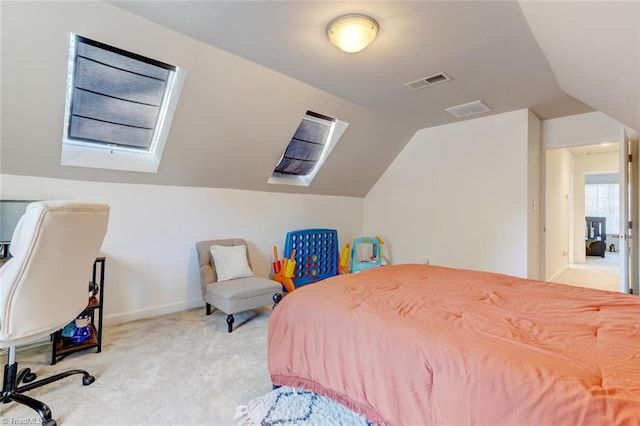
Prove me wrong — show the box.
[326,14,379,53]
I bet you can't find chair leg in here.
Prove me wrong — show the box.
[206,303,212,315]
[17,369,95,393]
[226,314,234,333]
[16,367,36,385]
[273,293,282,309]
[6,391,54,425]
[1,347,95,426]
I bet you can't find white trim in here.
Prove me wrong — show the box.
[103,298,203,326]
[548,265,569,282]
[61,143,160,173]
[146,66,186,168]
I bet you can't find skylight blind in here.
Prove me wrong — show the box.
[68,36,176,150]
[274,113,335,176]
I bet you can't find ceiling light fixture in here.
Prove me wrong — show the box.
[326,14,379,53]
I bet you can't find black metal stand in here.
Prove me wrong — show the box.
[51,257,106,364]
[1,348,95,426]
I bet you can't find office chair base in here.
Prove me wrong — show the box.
[2,360,95,426]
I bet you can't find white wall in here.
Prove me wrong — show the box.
[545,148,573,279]
[0,175,363,325]
[364,109,539,278]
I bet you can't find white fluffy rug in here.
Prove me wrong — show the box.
[235,386,372,426]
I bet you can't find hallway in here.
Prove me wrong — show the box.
[552,251,620,292]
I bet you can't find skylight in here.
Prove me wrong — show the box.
[269,111,348,187]
[61,34,186,173]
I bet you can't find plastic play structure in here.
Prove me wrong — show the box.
[271,246,296,293]
[338,243,351,275]
[272,230,387,288]
[272,228,339,291]
[350,236,385,273]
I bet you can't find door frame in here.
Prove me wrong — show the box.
[619,129,639,294]
[543,142,624,284]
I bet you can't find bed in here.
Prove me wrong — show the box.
[586,216,607,258]
[267,264,640,425]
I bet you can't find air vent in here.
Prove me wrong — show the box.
[405,72,452,91]
[445,100,492,118]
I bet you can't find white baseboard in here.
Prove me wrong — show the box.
[103,298,204,326]
[0,300,205,359]
[548,265,569,282]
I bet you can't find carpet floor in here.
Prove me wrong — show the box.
[1,307,275,425]
[552,251,620,292]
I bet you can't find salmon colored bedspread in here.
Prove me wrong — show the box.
[268,264,640,425]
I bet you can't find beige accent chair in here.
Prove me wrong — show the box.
[0,201,110,426]
[195,239,282,332]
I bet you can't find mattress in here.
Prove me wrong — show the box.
[267,264,640,425]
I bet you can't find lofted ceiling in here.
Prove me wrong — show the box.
[519,1,640,133]
[110,0,597,130]
[2,1,638,197]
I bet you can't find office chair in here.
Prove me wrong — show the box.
[0,201,110,426]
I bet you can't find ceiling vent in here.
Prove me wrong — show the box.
[405,72,452,91]
[445,100,492,118]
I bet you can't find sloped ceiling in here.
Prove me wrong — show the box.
[110,0,593,129]
[520,1,640,132]
[1,1,636,197]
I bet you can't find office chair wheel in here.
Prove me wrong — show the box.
[43,419,57,426]
[17,367,37,384]
[23,371,37,383]
[82,374,95,386]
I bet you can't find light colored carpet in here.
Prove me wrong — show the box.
[552,252,620,292]
[1,307,274,425]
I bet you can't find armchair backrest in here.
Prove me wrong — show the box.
[0,201,110,347]
[195,239,254,296]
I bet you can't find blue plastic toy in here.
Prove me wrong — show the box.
[71,313,91,344]
[351,237,383,273]
[283,228,339,288]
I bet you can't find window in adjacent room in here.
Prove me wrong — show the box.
[61,34,186,173]
[268,111,348,187]
[585,179,620,235]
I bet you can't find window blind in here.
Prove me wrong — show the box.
[274,112,335,176]
[68,36,175,150]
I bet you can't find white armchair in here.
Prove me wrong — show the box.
[0,201,110,426]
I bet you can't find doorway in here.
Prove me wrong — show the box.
[545,143,620,292]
